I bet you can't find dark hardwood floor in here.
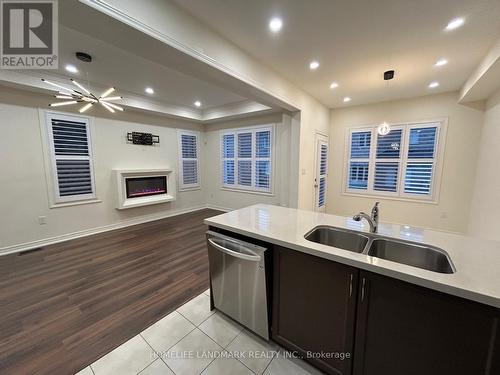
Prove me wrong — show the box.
[0,209,220,375]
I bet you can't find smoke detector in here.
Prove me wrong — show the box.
[384,70,395,80]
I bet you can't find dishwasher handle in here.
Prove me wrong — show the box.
[208,237,261,262]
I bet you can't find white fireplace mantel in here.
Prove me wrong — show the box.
[113,168,175,210]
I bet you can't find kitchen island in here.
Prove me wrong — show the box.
[205,204,500,375]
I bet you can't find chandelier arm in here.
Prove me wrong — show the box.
[103,102,124,111]
[100,87,115,99]
[79,103,93,113]
[100,101,115,113]
[49,101,78,107]
[71,79,91,95]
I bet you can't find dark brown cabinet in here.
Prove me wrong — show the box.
[271,246,358,375]
[353,271,500,375]
[272,245,500,375]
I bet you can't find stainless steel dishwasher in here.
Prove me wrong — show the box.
[206,231,269,340]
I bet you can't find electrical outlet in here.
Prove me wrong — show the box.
[38,216,47,225]
[301,168,306,175]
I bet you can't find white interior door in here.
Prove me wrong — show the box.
[314,133,329,212]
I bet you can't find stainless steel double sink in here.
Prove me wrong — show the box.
[304,226,455,274]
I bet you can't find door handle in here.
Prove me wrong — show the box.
[208,238,261,262]
[349,273,353,298]
[361,277,366,302]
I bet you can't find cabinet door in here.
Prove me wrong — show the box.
[354,271,500,375]
[272,246,358,375]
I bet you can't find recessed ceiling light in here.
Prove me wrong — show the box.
[309,61,320,70]
[194,100,202,107]
[145,87,154,94]
[435,59,448,67]
[445,17,464,31]
[269,17,283,32]
[343,97,351,102]
[428,81,440,88]
[65,64,78,74]
[329,82,339,89]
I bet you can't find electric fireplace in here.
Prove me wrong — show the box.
[114,169,174,209]
[126,176,167,198]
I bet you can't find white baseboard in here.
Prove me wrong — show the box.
[0,205,213,256]
[205,204,233,212]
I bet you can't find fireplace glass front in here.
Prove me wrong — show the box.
[125,176,167,198]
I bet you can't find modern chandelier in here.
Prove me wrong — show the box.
[42,78,124,114]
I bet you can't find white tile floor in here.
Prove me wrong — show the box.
[75,289,322,375]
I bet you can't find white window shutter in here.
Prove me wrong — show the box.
[404,126,438,195]
[221,126,273,192]
[348,130,371,190]
[221,134,235,185]
[404,163,433,194]
[55,160,93,196]
[47,114,96,203]
[255,130,271,189]
[346,123,441,201]
[374,162,399,192]
[237,132,252,186]
[178,131,200,190]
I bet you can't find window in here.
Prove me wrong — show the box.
[346,122,442,201]
[221,125,273,193]
[46,112,96,203]
[178,130,200,190]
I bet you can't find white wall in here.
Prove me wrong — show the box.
[203,113,292,210]
[0,87,296,252]
[0,84,495,251]
[0,90,206,252]
[327,92,484,233]
[468,89,500,240]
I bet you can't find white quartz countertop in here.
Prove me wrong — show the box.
[205,204,500,309]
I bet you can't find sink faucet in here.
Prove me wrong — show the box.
[353,202,379,233]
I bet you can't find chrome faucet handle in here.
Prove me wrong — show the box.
[371,202,380,218]
[352,212,376,232]
[352,204,380,233]
[353,212,366,220]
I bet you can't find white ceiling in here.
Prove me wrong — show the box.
[47,26,247,110]
[172,0,500,108]
[0,0,280,122]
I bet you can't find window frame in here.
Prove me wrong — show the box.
[45,111,97,205]
[177,129,201,191]
[343,119,446,203]
[220,124,274,195]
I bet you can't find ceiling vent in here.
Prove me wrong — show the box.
[76,52,92,63]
